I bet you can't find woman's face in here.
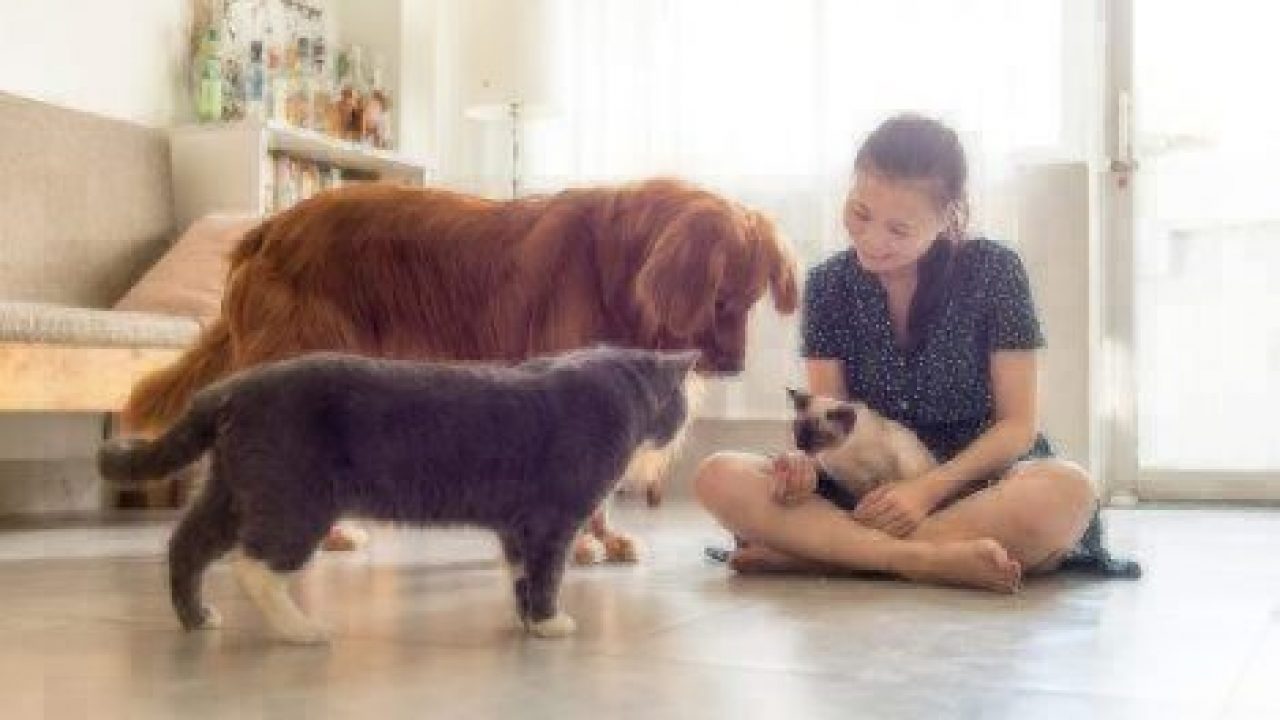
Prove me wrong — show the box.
[843,170,948,278]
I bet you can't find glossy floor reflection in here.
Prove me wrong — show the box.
[1,502,1277,719]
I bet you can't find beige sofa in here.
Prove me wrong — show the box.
[0,93,244,513]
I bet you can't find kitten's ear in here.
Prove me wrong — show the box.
[826,404,857,433]
[787,387,811,412]
[662,350,701,376]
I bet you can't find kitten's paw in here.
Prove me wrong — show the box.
[198,605,223,629]
[276,620,331,646]
[603,532,642,563]
[321,522,370,552]
[528,612,577,639]
[571,534,606,565]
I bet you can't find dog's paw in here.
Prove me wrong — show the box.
[528,612,577,639]
[572,534,606,565]
[276,620,331,646]
[603,532,642,563]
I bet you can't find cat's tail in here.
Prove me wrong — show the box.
[99,386,227,483]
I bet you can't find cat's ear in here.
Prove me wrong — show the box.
[826,404,857,433]
[787,387,811,412]
[661,350,701,376]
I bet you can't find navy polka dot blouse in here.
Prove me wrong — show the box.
[801,237,1054,464]
[797,239,1144,578]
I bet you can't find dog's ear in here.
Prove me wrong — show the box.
[787,387,811,412]
[747,210,799,314]
[826,403,857,433]
[635,201,732,339]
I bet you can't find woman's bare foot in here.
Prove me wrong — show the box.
[729,544,827,575]
[901,538,1022,593]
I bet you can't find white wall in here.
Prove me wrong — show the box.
[397,0,435,161]
[0,0,189,127]
[1013,161,1101,474]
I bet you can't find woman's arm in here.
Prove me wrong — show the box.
[915,349,1040,506]
[853,349,1040,536]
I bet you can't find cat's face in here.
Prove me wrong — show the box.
[787,388,857,453]
[645,351,700,445]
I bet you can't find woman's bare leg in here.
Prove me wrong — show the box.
[909,459,1097,573]
[694,453,1021,592]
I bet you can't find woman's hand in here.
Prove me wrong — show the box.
[851,477,942,538]
[769,451,818,505]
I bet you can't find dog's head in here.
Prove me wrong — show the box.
[611,179,799,375]
[787,388,858,454]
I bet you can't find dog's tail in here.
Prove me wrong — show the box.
[122,222,273,433]
[100,386,227,483]
[120,318,235,433]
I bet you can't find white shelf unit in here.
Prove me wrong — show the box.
[169,120,430,229]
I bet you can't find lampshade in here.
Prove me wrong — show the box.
[457,0,563,120]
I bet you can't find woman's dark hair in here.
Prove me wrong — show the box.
[854,113,969,351]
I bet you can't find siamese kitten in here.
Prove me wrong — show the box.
[99,347,697,644]
[787,388,937,498]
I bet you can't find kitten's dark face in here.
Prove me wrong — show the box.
[787,388,857,453]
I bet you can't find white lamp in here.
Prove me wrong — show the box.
[457,0,562,198]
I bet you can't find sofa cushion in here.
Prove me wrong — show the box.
[113,214,257,322]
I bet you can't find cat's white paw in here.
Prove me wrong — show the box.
[529,612,577,639]
[276,620,331,645]
[572,534,606,565]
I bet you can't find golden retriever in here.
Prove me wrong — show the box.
[124,177,798,562]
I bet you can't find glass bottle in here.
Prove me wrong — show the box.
[347,45,368,141]
[245,40,266,121]
[286,37,310,127]
[268,43,287,123]
[309,37,331,132]
[195,27,223,123]
[365,55,391,148]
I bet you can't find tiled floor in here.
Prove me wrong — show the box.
[0,501,1278,719]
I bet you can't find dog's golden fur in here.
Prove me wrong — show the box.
[124,178,798,560]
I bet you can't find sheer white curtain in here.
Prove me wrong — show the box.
[519,0,1070,418]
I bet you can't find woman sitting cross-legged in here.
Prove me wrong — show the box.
[696,113,1137,592]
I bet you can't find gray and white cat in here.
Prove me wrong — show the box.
[98,347,697,643]
[787,388,937,497]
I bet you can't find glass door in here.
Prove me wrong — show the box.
[1111,0,1280,500]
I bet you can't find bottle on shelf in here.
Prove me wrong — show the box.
[268,41,287,123]
[343,45,369,142]
[309,36,331,133]
[195,27,224,123]
[286,37,310,127]
[364,54,392,149]
[245,39,267,122]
